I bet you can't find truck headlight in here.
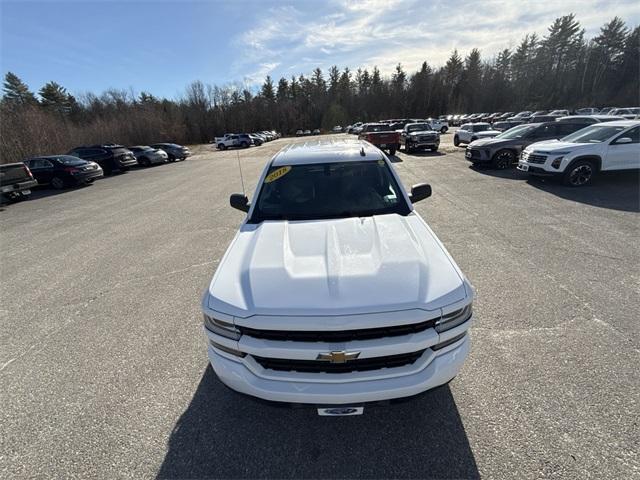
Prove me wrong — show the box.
[203,314,241,340]
[436,304,473,332]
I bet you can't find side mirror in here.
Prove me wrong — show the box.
[230,193,250,212]
[409,183,432,204]
[614,137,632,145]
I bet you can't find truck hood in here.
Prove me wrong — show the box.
[206,213,467,318]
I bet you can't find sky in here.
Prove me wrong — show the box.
[1,0,639,100]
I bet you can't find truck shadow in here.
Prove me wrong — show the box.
[156,366,479,479]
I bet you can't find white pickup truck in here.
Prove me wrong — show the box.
[427,118,449,134]
[201,138,474,414]
[517,120,639,186]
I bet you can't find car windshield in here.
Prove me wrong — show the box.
[251,161,410,222]
[561,125,627,143]
[496,125,537,139]
[407,124,430,132]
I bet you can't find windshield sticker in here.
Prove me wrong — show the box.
[378,160,385,166]
[264,166,292,183]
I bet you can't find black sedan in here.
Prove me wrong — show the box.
[24,155,103,189]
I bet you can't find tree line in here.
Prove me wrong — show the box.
[1,14,638,164]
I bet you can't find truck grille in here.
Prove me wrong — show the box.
[522,152,547,164]
[237,318,437,343]
[253,349,426,374]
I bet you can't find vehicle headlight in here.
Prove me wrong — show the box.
[551,157,563,169]
[203,314,241,340]
[436,304,473,332]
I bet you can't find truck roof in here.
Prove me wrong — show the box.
[271,139,384,166]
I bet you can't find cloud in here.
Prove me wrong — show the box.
[234,0,640,84]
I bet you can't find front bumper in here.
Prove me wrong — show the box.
[465,148,492,163]
[205,327,470,405]
[407,139,440,149]
[517,162,560,177]
[73,170,104,182]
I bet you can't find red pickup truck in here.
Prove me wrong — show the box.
[358,123,401,156]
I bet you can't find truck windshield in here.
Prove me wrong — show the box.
[406,124,431,132]
[561,125,627,143]
[250,161,410,222]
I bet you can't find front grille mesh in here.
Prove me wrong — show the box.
[238,318,437,343]
[253,349,426,374]
[523,152,547,164]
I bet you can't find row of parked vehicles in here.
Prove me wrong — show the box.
[0,142,191,201]
[214,130,280,150]
[446,107,639,127]
[346,118,449,136]
[354,119,446,156]
[463,119,640,186]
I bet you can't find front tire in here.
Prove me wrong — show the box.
[218,144,226,151]
[453,135,460,147]
[440,127,447,134]
[492,149,515,169]
[563,160,595,187]
[51,176,66,190]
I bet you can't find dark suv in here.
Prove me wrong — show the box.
[67,144,137,175]
[465,122,587,169]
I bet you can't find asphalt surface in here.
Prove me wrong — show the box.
[1,133,639,479]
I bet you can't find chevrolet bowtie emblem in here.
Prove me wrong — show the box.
[316,350,361,363]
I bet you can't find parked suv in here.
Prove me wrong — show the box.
[0,162,37,201]
[453,123,501,146]
[465,122,587,169]
[202,139,474,411]
[67,144,137,175]
[518,120,640,186]
[24,155,103,189]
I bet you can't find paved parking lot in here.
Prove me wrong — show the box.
[1,133,638,479]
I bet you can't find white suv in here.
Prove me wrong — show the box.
[518,120,640,186]
[454,122,501,146]
[201,139,474,413]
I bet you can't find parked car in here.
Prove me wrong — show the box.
[507,111,533,121]
[0,162,37,201]
[358,123,401,155]
[426,118,449,134]
[248,134,263,146]
[24,155,103,189]
[556,115,625,125]
[311,129,319,135]
[296,130,304,136]
[575,108,600,115]
[453,123,501,146]
[493,120,525,131]
[304,130,312,135]
[599,107,616,115]
[332,126,343,133]
[608,108,640,119]
[518,120,640,186]
[400,122,440,153]
[548,109,570,117]
[67,144,137,175]
[150,142,191,161]
[128,146,168,167]
[527,115,558,123]
[465,122,590,169]
[205,139,474,410]
[347,122,363,134]
[215,134,252,150]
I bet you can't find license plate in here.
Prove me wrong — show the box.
[317,406,364,416]
[519,164,529,171]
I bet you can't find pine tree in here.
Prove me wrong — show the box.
[39,81,72,113]
[2,72,37,106]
